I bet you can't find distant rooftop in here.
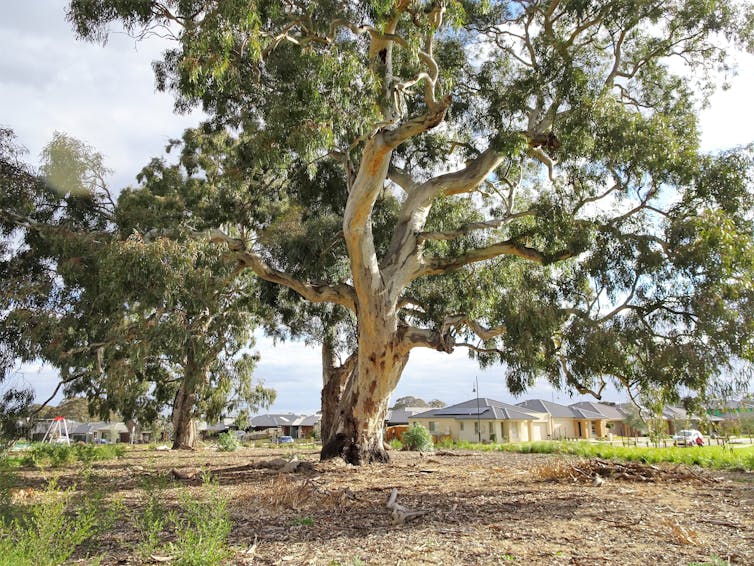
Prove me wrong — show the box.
[414,398,540,421]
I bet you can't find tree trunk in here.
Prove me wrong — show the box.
[172,379,197,449]
[172,346,203,450]
[321,335,408,464]
[320,339,353,447]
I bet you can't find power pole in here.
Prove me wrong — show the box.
[473,376,481,443]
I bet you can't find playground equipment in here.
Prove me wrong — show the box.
[41,416,71,445]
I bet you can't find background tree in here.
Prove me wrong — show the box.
[69,0,754,464]
[392,396,430,409]
[0,128,274,448]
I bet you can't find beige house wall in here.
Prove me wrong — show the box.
[411,416,553,443]
[550,418,577,439]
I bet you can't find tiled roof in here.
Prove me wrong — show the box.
[570,401,625,420]
[517,399,604,420]
[413,398,540,421]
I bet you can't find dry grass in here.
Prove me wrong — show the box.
[6,446,754,565]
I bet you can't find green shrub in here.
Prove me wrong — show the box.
[389,438,403,450]
[401,424,434,452]
[169,476,232,565]
[0,480,118,566]
[134,477,170,560]
[435,437,455,449]
[216,432,240,452]
[20,443,125,468]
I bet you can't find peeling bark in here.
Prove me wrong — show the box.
[172,379,197,450]
[321,333,409,465]
[320,339,357,447]
[171,346,202,450]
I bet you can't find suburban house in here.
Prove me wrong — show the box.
[248,413,321,439]
[290,414,320,439]
[516,399,608,439]
[570,401,629,436]
[386,407,431,426]
[410,398,548,443]
[384,406,430,441]
[707,399,754,421]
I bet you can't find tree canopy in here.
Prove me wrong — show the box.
[65,0,754,463]
[0,128,274,448]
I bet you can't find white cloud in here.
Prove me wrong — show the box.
[699,53,754,152]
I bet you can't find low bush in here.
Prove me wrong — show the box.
[216,432,240,452]
[0,480,120,566]
[401,424,434,452]
[20,443,125,468]
[169,476,233,565]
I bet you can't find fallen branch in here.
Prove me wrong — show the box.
[386,488,429,525]
[169,468,198,480]
[541,458,715,484]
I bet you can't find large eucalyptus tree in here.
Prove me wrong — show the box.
[69,0,754,463]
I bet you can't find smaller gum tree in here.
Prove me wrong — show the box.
[0,129,275,449]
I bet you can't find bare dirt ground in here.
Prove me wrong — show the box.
[15,446,754,565]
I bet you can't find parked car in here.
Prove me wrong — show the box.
[277,435,294,444]
[672,429,704,446]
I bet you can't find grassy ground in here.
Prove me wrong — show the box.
[0,441,752,565]
[442,440,754,471]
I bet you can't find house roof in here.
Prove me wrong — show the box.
[570,401,626,420]
[386,407,431,425]
[69,421,128,435]
[250,414,299,427]
[292,414,320,427]
[517,399,605,420]
[414,398,540,421]
[250,413,320,428]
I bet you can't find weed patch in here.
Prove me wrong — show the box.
[0,479,119,566]
[19,443,125,469]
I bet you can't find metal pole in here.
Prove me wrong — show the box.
[475,376,481,443]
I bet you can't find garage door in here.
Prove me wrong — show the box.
[530,422,548,441]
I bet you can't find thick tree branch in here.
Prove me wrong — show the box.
[205,229,356,311]
[419,240,573,278]
[381,95,452,149]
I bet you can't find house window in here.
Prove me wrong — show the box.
[429,421,436,433]
[474,422,479,435]
[460,422,464,432]
[489,422,494,434]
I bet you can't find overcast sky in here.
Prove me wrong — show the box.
[2,1,753,414]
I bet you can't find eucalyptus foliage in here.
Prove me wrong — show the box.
[0,129,273,447]
[67,0,754,462]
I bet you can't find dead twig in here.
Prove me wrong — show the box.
[386,488,429,525]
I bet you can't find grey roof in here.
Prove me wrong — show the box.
[413,398,540,421]
[292,414,320,427]
[386,407,430,425]
[662,406,689,420]
[517,399,604,420]
[69,421,128,435]
[570,402,625,420]
[250,413,319,428]
[250,414,298,427]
